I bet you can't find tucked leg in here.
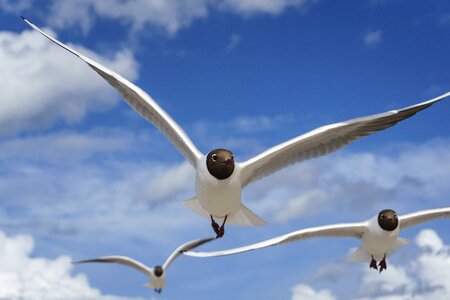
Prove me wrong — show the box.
[210,215,220,235]
[378,254,387,273]
[216,215,228,238]
[370,256,378,271]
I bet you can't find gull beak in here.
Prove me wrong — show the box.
[224,158,234,165]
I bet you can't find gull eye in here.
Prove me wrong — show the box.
[212,154,218,162]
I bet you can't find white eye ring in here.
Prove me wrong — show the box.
[212,154,218,162]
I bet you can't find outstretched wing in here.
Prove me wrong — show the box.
[240,92,450,187]
[163,237,215,269]
[184,222,367,258]
[399,207,450,230]
[74,256,153,276]
[22,17,203,168]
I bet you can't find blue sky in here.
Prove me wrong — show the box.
[0,0,449,299]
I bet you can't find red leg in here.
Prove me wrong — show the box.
[378,254,387,273]
[210,215,220,236]
[370,256,378,271]
[216,215,228,238]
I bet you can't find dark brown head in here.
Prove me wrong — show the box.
[377,209,398,231]
[153,265,163,277]
[206,149,235,180]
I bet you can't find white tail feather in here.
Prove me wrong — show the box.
[184,197,210,218]
[184,198,267,226]
[226,204,268,226]
[347,247,371,263]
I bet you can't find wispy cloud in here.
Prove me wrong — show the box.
[225,33,241,52]
[3,0,320,36]
[364,29,383,47]
[248,138,450,223]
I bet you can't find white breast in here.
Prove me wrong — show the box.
[195,156,242,218]
[361,216,400,261]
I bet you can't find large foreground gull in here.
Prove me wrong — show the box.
[73,237,214,293]
[23,17,450,238]
[184,207,450,273]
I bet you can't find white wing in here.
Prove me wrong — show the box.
[184,222,367,258]
[163,237,215,269]
[240,92,450,187]
[74,256,153,276]
[22,17,203,168]
[399,207,450,230]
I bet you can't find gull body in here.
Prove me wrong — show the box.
[23,17,450,237]
[74,237,214,293]
[185,207,450,272]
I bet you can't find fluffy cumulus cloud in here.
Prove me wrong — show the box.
[291,284,336,300]
[291,229,450,300]
[0,0,320,36]
[0,231,141,300]
[0,28,138,134]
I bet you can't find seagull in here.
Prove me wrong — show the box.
[23,17,450,238]
[73,237,214,293]
[184,207,450,272]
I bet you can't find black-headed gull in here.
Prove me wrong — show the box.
[184,207,450,272]
[23,17,450,237]
[73,237,214,293]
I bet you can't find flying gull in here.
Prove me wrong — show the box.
[23,17,450,238]
[184,207,450,272]
[74,237,214,293]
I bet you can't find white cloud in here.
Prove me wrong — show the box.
[0,230,141,300]
[291,284,336,300]
[291,230,450,300]
[47,0,211,36]
[364,29,383,47]
[273,189,328,222]
[0,29,138,134]
[251,139,450,222]
[6,0,320,36]
[356,230,450,300]
[0,0,31,13]
[225,33,241,52]
[0,129,196,241]
[220,0,319,16]
[415,229,444,253]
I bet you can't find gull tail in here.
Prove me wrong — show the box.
[184,197,267,226]
[347,238,410,263]
[347,247,371,263]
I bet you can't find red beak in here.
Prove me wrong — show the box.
[224,158,234,165]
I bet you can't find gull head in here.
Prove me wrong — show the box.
[206,149,235,180]
[377,209,398,231]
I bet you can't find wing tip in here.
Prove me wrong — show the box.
[21,15,32,24]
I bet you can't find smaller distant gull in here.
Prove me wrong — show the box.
[184,208,450,272]
[74,237,214,293]
[22,16,450,238]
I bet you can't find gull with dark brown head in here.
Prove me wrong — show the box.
[23,17,450,238]
[185,207,450,273]
[73,237,215,293]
